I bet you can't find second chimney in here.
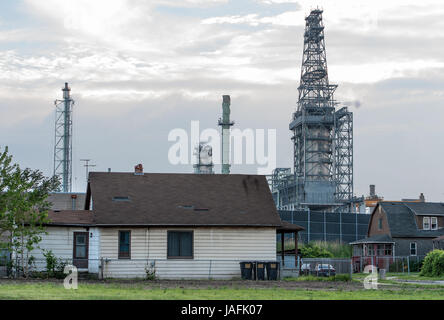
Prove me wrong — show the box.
[134,164,144,175]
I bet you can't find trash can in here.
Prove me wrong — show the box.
[239,261,254,280]
[254,261,266,280]
[266,261,280,280]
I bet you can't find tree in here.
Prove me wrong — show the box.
[0,146,60,277]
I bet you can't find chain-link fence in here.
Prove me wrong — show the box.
[278,255,352,275]
[4,257,285,280]
[352,255,426,273]
[3,255,427,279]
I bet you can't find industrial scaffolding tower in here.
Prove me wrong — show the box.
[53,83,74,192]
[269,9,354,212]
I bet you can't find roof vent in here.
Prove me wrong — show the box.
[113,196,130,202]
[179,205,194,209]
[134,163,144,175]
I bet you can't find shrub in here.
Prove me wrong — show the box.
[145,264,156,280]
[42,249,68,279]
[300,243,333,258]
[420,250,444,277]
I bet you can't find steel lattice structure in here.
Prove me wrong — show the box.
[270,9,354,212]
[53,83,74,192]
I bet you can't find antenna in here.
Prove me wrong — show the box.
[80,159,96,185]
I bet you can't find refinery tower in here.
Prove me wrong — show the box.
[269,9,355,212]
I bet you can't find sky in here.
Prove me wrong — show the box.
[0,0,443,201]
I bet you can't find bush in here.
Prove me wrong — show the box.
[42,249,68,279]
[420,250,444,277]
[300,243,333,258]
[145,264,156,280]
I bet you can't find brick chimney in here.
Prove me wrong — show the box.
[134,163,144,175]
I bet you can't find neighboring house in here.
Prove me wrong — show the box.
[350,201,444,271]
[47,192,86,210]
[30,168,303,279]
[433,235,444,250]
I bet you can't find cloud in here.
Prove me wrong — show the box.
[1,1,443,200]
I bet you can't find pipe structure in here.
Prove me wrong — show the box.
[218,95,234,174]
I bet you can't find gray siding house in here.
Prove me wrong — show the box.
[350,201,444,271]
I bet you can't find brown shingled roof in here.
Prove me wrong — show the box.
[47,210,94,226]
[86,172,284,227]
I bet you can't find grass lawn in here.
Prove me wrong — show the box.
[0,281,443,300]
[353,272,444,281]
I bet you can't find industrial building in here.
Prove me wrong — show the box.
[268,9,359,213]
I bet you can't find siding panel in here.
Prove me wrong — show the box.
[100,227,276,279]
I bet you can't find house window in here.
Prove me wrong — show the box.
[377,244,384,256]
[384,244,392,256]
[378,218,383,230]
[431,217,438,230]
[410,242,417,256]
[167,231,193,259]
[423,217,430,230]
[367,245,375,256]
[118,231,131,259]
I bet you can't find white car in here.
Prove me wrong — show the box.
[301,263,311,275]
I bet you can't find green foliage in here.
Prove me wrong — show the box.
[145,264,157,280]
[301,243,333,258]
[278,239,352,258]
[0,146,60,278]
[420,250,444,277]
[41,250,68,279]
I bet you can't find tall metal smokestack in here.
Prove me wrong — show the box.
[218,95,234,174]
[53,82,75,192]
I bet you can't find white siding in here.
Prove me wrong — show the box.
[29,226,97,273]
[100,227,276,279]
[88,228,101,273]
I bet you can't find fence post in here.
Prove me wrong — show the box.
[401,258,404,274]
[350,260,353,279]
[339,212,342,243]
[323,211,326,242]
[407,256,410,275]
[100,257,104,280]
[355,211,358,241]
[307,208,311,243]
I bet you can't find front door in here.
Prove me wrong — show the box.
[73,232,89,269]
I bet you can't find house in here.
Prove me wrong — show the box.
[433,235,444,250]
[29,168,303,279]
[350,201,444,271]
